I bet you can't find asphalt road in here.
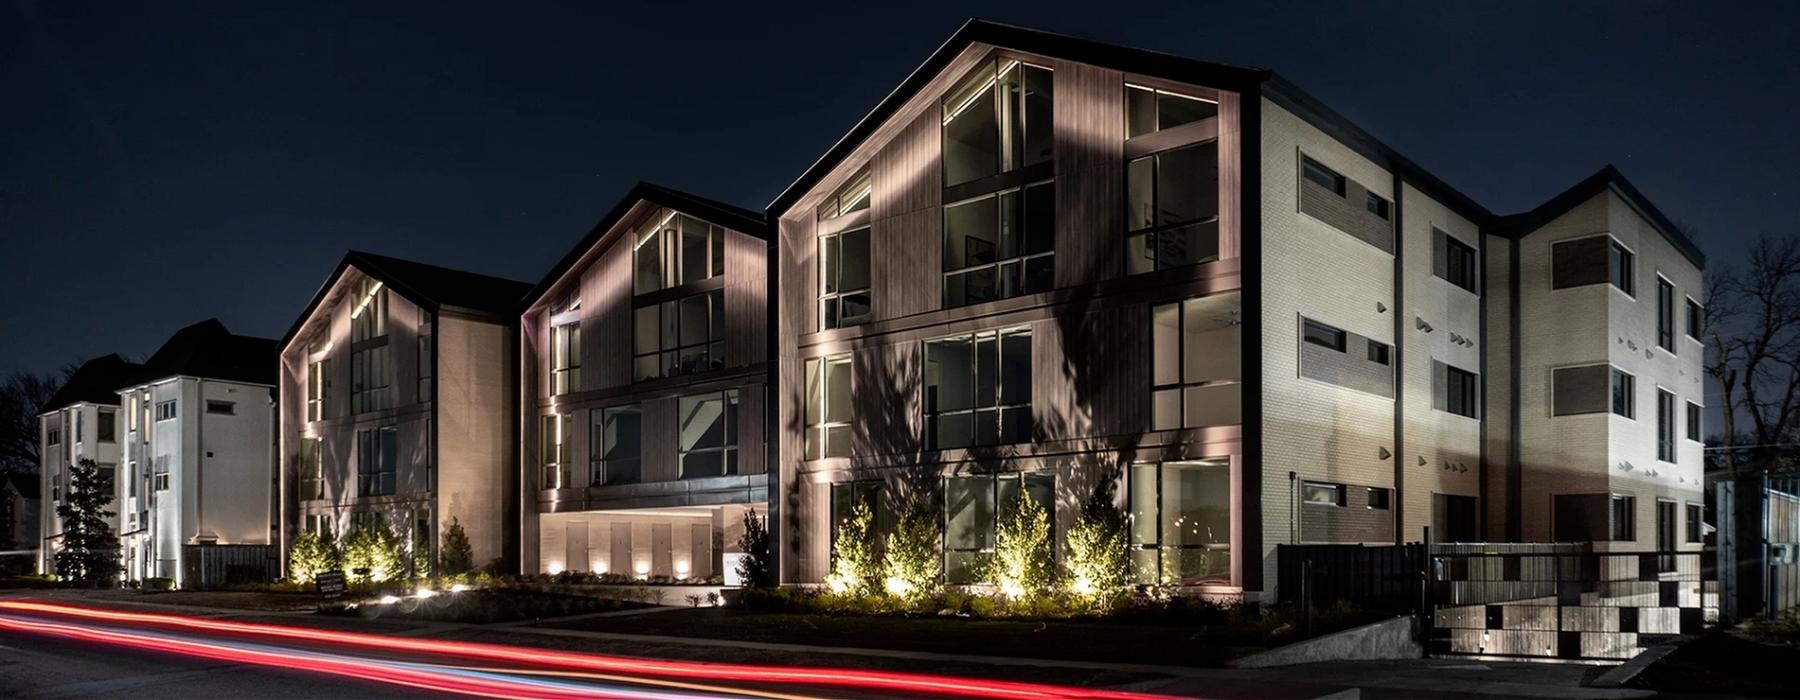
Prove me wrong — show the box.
[0,600,1164,699]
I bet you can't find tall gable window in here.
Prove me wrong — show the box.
[551,296,581,395]
[1127,142,1219,273]
[356,425,397,497]
[350,277,391,415]
[942,60,1052,187]
[634,208,724,294]
[1125,85,1216,138]
[944,182,1054,306]
[819,226,871,329]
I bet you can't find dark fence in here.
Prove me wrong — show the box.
[1276,543,1425,612]
[180,544,278,589]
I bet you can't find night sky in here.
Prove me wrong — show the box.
[3,1,1795,377]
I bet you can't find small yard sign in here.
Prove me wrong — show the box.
[316,570,347,597]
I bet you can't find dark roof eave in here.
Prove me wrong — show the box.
[279,252,531,351]
[1493,165,1705,269]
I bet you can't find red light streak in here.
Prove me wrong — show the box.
[0,600,1177,700]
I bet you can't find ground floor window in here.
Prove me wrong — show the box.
[1130,459,1230,585]
[943,472,1053,584]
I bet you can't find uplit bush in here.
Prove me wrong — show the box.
[342,520,406,583]
[881,497,939,600]
[1063,482,1129,599]
[991,489,1052,599]
[288,528,340,584]
[827,500,880,595]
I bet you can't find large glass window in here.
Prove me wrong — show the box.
[677,390,738,479]
[351,278,386,342]
[1127,142,1219,274]
[1130,460,1230,585]
[1686,299,1703,339]
[819,226,871,329]
[1125,84,1217,138]
[351,345,391,414]
[356,426,397,497]
[1152,293,1241,430]
[1687,401,1703,442]
[300,437,323,500]
[804,355,852,460]
[1612,368,1635,418]
[540,413,571,490]
[942,60,1052,188]
[1440,231,1478,293]
[925,328,1032,450]
[552,321,582,394]
[634,209,725,294]
[633,289,724,381]
[943,182,1054,307]
[590,405,641,486]
[1441,364,1479,419]
[943,472,1053,584]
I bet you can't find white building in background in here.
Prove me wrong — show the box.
[37,354,138,575]
[117,319,278,586]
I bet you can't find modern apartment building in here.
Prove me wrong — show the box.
[115,319,277,585]
[763,20,1705,600]
[278,251,530,576]
[37,354,138,574]
[519,183,771,580]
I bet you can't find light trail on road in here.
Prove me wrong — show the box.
[0,600,1180,699]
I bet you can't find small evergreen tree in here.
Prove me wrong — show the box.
[439,517,474,576]
[341,516,406,582]
[410,531,433,580]
[882,497,940,600]
[288,527,340,584]
[828,499,880,595]
[54,458,120,585]
[991,488,1052,599]
[735,507,773,588]
[1064,479,1130,597]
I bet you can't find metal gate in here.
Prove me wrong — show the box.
[1427,546,1710,661]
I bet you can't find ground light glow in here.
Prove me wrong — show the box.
[0,600,1177,699]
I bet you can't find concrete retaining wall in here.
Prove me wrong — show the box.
[1231,615,1421,668]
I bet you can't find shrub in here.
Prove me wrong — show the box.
[828,499,881,595]
[1063,480,1129,598]
[288,528,340,584]
[342,519,406,583]
[991,488,1053,599]
[143,577,176,591]
[735,508,774,588]
[439,518,473,576]
[882,497,939,600]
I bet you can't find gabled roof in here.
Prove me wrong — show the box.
[41,354,140,413]
[280,251,533,349]
[1491,165,1706,268]
[523,182,769,312]
[129,319,278,387]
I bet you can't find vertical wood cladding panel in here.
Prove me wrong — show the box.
[785,217,817,335]
[1217,91,1242,261]
[1052,60,1124,288]
[1033,303,1149,442]
[725,228,769,367]
[852,341,922,457]
[872,209,941,321]
[737,380,767,476]
[583,238,634,391]
[873,109,941,221]
[643,397,677,483]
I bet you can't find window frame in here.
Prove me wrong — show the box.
[155,401,177,422]
[923,327,1034,450]
[632,289,726,382]
[1150,295,1243,431]
[1610,494,1636,542]
[818,225,872,330]
[1686,401,1702,443]
[676,389,739,480]
[1439,229,1479,294]
[307,356,330,422]
[632,208,726,295]
[96,409,115,443]
[1124,83,1218,139]
[804,354,853,461]
[816,170,871,222]
[1129,460,1232,586]
[1656,389,1676,463]
[355,425,398,497]
[941,180,1056,308]
[1656,275,1676,353]
[940,58,1054,189]
[1302,481,1346,507]
[350,343,391,414]
[540,413,572,490]
[1300,156,1346,196]
[551,319,582,395]
[1685,502,1703,544]
[1365,192,1391,220]
[351,279,387,342]
[1611,368,1636,419]
[1609,240,1635,296]
[1125,140,1221,274]
[1685,297,1703,339]
[1440,363,1480,419]
[1301,318,1346,352]
[299,437,323,500]
[590,404,642,487]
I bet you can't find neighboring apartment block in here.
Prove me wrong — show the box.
[519,184,771,580]
[37,354,138,574]
[762,21,1704,600]
[115,319,278,585]
[278,252,530,576]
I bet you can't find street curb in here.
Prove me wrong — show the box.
[1588,642,1678,688]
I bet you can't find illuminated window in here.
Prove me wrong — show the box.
[819,226,871,329]
[300,438,323,500]
[634,208,724,294]
[817,171,871,221]
[942,59,1052,187]
[925,328,1031,449]
[540,413,571,489]
[1125,84,1217,138]
[633,289,724,381]
[1130,461,1230,585]
[1127,142,1219,273]
[677,390,738,479]
[943,182,1054,307]
[804,355,852,460]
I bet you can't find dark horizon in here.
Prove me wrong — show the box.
[4,0,1794,377]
